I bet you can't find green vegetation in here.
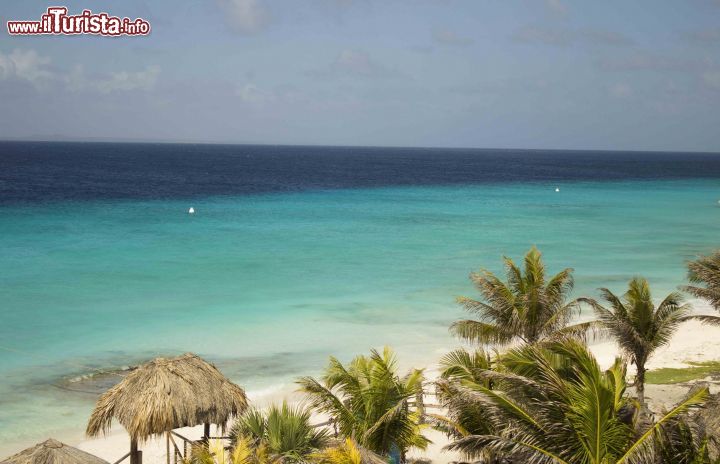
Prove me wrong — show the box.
[310,439,386,464]
[451,246,592,346]
[297,347,429,460]
[438,338,710,464]
[646,361,720,385]
[189,438,280,464]
[580,277,692,408]
[430,247,720,462]
[227,402,329,463]
[685,250,720,311]
[209,246,720,463]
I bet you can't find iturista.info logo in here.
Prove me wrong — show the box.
[7,6,151,36]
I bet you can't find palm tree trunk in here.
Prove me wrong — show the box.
[636,365,646,409]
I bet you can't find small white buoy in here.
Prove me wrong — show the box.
[188,207,195,214]
[555,187,560,192]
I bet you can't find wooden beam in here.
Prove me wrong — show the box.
[129,439,141,464]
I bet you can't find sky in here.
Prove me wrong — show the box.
[0,0,719,151]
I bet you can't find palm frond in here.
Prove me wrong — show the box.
[454,247,582,347]
[617,386,710,464]
[685,251,720,310]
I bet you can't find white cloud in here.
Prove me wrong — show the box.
[513,26,570,46]
[66,65,160,94]
[432,29,474,47]
[513,26,632,46]
[0,49,160,94]
[702,71,720,89]
[579,30,633,46]
[101,66,160,93]
[599,54,704,72]
[545,0,567,15]
[336,49,374,74]
[0,49,54,87]
[235,83,275,103]
[686,28,720,43]
[326,49,400,78]
[326,0,357,6]
[218,0,270,34]
[608,83,632,98]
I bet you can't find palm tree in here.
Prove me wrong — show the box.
[441,338,710,464]
[451,246,589,346]
[228,402,329,463]
[685,251,720,311]
[188,437,280,464]
[433,348,504,464]
[297,347,429,461]
[310,439,388,464]
[580,277,692,408]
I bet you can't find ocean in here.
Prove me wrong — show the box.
[1,141,720,453]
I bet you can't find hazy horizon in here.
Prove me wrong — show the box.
[3,138,720,155]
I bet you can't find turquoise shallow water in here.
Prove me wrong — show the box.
[1,179,720,452]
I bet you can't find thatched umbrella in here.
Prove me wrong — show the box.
[86,353,248,464]
[1,439,109,464]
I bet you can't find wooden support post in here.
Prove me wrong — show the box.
[415,390,425,424]
[203,423,210,443]
[168,432,182,464]
[166,432,170,464]
[130,439,141,464]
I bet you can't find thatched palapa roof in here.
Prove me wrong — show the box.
[1,439,108,464]
[86,353,248,441]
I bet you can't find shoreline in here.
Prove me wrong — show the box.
[3,307,720,463]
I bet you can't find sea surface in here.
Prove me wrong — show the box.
[1,142,720,454]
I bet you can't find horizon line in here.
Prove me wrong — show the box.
[1,137,719,156]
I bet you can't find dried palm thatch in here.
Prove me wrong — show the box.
[86,353,248,441]
[1,439,108,464]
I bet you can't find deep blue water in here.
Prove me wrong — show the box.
[3,141,720,203]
